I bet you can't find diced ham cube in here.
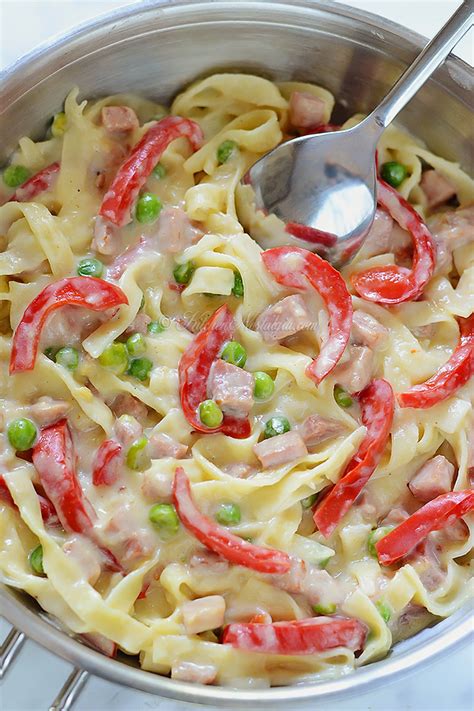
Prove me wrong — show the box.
[42,305,107,347]
[253,431,308,469]
[81,632,117,657]
[273,557,345,607]
[62,536,102,585]
[123,312,151,336]
[222,462,257,478]
[256,295,312,343]
[408,455,454,503]
[171,661,217,684]
[110,393,148,424]
[30,397,71,427]
[148,432,188,459]
[351,311,389,350]
[113,415,143,449]
[297,414,345,447]
[107,238,148,279]
[141,470,173,501]
[428,204,474,251]
[420,170,456,209]
[410,538,445,591]
[362,208,394,258]
[353,491,377,522]
[289,91,326,130]
[208,359,254,417]
[101,106,139,133]
[155,207,202,254]
[101,504,154,565]
[189,549,229,576]
[438,518,469,543]
[333,345,374,393]
[181,595,226,635]
[381,507,410,527]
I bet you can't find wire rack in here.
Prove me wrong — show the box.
[1,622,89,711]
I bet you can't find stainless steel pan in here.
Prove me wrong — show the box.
[1,1,472,706]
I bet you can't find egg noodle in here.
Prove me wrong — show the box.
[0,73,473,687]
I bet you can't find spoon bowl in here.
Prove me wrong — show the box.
[243,0,472,266]
[245,118,380,265]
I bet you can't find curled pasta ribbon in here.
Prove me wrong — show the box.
[184,110,282,176]
[0,201,73,277]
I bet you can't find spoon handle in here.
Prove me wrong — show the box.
[370,0,473,130]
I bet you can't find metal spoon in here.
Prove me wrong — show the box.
[244,0,473,265]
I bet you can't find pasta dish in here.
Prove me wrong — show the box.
[0,73,472,687]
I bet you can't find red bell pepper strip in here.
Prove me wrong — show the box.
[376,490,474,565]
[285,222,337,248]
[398,314,474,409]
[314,379,394,537]
[352,179,436,304]
[7,162,60,204]
[261,246,353,383]
[10,276,128,374]
[32,419,96,534]
[99,116,204,227]
[92,439,122,486]
[0,474,60,527]
[172,467,291,574]
[178,304,251,439]
[222,616,367,655]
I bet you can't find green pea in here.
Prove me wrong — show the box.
[98,342,129,375]
[173,260,195,285]
[149,503,179,537]
[217,140,238,164]
[375,600,392,623]
[153,162,166,179]
[231,271,244,298]
[126,436,150,470]
[215,502,241,526]
[380,161,408,188]
[3,165,29,188]
[334,385,353,408]
[253,371,275,401]
[7,418,37,451]
[77,257,103,278]
[128,357,153,381]
[29,545,44,575]
[136,192,162,223]
[264,416,290,439]
[147,320,166,335]
[313,602,336,615]
[55,346,79,371]
[51,112,67,137]
[221,341,247,368]
[199,399,223,428]
[367,526,394,558]
[44,346,59,361]
[126,332,146,357]
[301,493,317,509]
